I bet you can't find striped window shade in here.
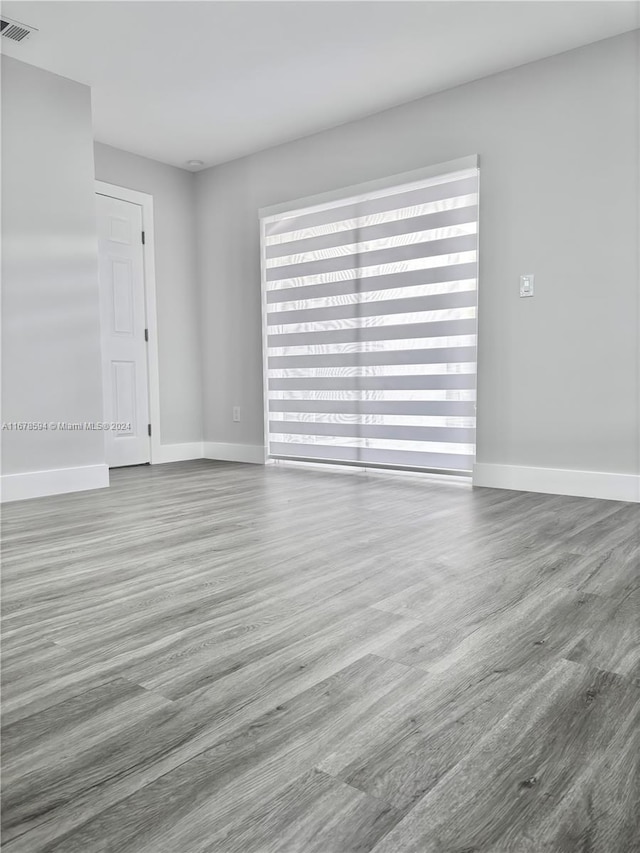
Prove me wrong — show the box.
[260,156,479,474]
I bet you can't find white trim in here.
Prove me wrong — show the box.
[95,181,162,464]
[259,155,479,220]
[153,442,204,464]
[0,464,109,503]
[259,216,271,462]
[474,163,482,454]
[473,463,640,503]
[203,442,266,464]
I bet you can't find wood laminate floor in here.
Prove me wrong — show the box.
[1,460,639,853]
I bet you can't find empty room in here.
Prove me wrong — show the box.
[1,1,639,851]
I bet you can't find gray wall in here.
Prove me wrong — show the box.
[94,143,202,445]
[195,31,640,476]
[1,57,105,475]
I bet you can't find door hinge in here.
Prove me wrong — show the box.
[148,423,152,437]
[144,328,149,342]
[141,231,145,245]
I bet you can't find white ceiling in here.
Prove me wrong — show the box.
[2,1,639,170]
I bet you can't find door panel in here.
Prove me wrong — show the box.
[111,259,135,334]
[97,194,150,467]
[112,360,137,433]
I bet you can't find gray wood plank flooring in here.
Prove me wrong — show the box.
[1,459,638,852]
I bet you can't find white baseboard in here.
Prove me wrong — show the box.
[153,442,204,464]
[203,442,265,465]
[473,462,640,503]
[0,464,110,503]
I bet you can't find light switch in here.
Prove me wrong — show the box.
[520,274,534,297]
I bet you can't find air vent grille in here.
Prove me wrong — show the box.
[1,17,37,42]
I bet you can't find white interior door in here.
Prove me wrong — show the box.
[97,193,151,467]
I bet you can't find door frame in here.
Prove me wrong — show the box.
[95,181,162,465]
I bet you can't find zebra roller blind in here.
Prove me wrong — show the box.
[261,159,479,474]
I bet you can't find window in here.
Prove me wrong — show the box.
[260,156,479,474]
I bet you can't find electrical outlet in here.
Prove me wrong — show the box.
[233,406,241,422]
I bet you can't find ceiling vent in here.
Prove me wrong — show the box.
[0,16,37,43]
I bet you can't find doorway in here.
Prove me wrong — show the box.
[95,183,160,467]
